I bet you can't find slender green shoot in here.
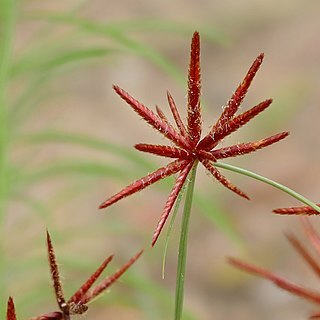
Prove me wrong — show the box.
[214,162,320,213]
[175,163,198,320]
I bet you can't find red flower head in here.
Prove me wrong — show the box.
[100,31,289,246]
[28,231,142,320]
[229,218,320,319]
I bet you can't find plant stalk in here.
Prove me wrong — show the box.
[175,162,197,320]
[214,162,320,213]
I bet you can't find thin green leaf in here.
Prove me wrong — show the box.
[18,130,155,170]
[175,163,197,320]
[21,160,130,186]
[30,13,185,84]
[10,47,118,78]
[13,192,51,222]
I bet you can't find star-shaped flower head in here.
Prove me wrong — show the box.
[100,31,289,246]
[229,218,320,319]
[29,231,142,320]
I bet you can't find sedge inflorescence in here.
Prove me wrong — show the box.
[99,31,288,246]
[6,232,142,320]
[229,217,320,319]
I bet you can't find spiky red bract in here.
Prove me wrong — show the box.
[79,249,143,304]
[229,220,320,318]
[152,162,194,246]
[274,204,320,215]
[135,144,190,159]
[31,232,142,319]
[200,159,249,200]
[100,31,288,246]
[68,254,114,305]
[187,31,202,146]
[302,218,320,256]
[167,91,189,140]
[197,53,265,151]
[286,232,320,277]
[228,257,320,305]
[99,159,188,209]
[46,231,68,315]
[210,132,289,159]
[6,297,16,320]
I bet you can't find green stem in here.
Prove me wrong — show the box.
[214,162,320,213]
[175,163,198,320]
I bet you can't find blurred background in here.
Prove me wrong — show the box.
[1,0,320,319]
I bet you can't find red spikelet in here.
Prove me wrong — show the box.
[274,204,320,215]
[135,144,190,159]
[211,132,289,159]
[200,159,249,200]
[79,250,143,304]
[187,31,202,146]
[99,159,188,209]
[6,297,17,320]
[152,162,194,246]
[198,53,264,150]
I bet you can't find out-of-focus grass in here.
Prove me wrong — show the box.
[0,2,232,319]
[0,0,16,313]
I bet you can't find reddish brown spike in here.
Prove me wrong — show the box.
[199,98,272,151]
[212,98,273,148]
[135,143,190,159]
[200,159,249,200]
[99,159,187,209]
[286,233,320,278]
[152,162,194,246]
[310,312,320,319]
[6,297,16,320]
[215,52,263,122]
[167,91,189,139]
[46,230,68,315]
[80,250,143,304]
[211,132,289,159]
[113,85,190,149]
[197,150,216,162]
[155,105,169,125]
[31,311,64,320]
[187,31,202,146]
[228,257,320,305]
[274,204,320,215]
[302,218,320,257]
[198,54,265,150]
[68,255,114,305]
